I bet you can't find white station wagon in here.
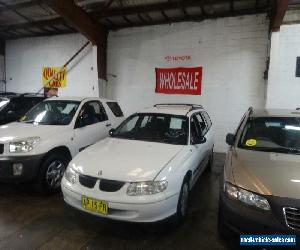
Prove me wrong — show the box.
[0,96,124,194]
[62,104,214,223]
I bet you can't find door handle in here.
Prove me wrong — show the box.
[106,123,111,127]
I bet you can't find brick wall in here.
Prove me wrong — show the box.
[5,33,99,97]
[106,14,270,152]
[266,23,300,109]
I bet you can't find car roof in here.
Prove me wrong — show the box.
[140,104,204,116]
[0,93,45,99]
[250,108,300,118]
[47,96,116,102]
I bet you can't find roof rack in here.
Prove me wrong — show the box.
[248,106,253,114]
[0,92,17,96]
[154,103,203,112]
[19,93,45,97]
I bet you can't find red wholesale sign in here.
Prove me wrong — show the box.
[155,67,202,95]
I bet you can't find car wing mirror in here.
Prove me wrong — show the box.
[226,133,235,146]
[7,110,16,117]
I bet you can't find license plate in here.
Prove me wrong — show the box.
[81,196,108,215]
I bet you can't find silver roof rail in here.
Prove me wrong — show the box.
[248,106,254,114]
[154,103,203,112]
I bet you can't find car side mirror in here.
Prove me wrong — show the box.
[7,110,16,117]
[226,133,235,146]
[109,128,116,136]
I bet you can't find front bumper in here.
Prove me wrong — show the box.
[62,181,179,223]
[219,191,300,238]
[0,154,44,182]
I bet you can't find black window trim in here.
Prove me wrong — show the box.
[190,113,202,144]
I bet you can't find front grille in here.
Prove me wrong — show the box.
[79,174,98,188]
[283,207,300,231]
[0,144,4,154]
[99,179,125,192]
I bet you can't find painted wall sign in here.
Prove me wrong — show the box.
[42,67,67,88]
[164,55,192,62]
[155,67,202,95]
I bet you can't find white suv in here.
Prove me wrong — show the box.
[62,104,214,223]
[0,96,124,194]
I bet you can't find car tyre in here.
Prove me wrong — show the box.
[173,175,190,225]
[34,153,68,195]
[218,198,229,238]
[207,150,214,171]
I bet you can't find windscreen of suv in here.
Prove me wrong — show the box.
[21,100,80,125]
[113,113,188,145]
[239,116,300,154]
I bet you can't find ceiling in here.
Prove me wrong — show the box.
[0,0,290,40]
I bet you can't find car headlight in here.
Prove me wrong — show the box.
[224,182,270,211]
[9,137,40,153]
[64,165,78,184]
[127,180,168,196]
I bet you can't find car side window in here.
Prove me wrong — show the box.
[195,113,207,136]
[78,101,108,126]
[106,102,124,117]
[91,101,108,122]
[190,115,202,143]
[202,111,212,129]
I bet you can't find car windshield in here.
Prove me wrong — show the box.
[113,113,188,145]
[21,100,80,125]
[239,116,300,154]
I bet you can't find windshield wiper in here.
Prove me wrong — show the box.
[22,120,35,124]
[253,146,300,154]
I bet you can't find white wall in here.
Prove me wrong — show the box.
[5,33,99,97]
[106,14,269,152]
[266,24,300,109]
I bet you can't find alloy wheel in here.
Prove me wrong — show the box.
[45,160,65,189]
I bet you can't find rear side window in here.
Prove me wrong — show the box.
[202,111,212,129]
[195,113,207,136]
[107,102,124,117]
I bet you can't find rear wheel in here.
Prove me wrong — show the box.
[35,153,68,195]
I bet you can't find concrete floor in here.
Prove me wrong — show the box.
[0,153,240,250]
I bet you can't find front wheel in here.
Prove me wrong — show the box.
[207,150,214,171]
[35,153,68,195]
[173,176,190,225]
[218,198,230,238]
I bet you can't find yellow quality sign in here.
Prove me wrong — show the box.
[246,139,257,147]
[42,67,67,88]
